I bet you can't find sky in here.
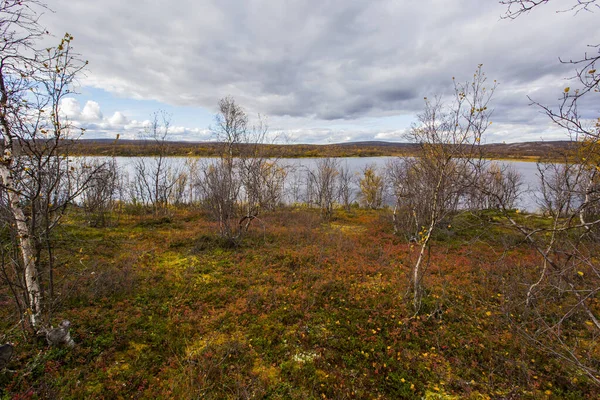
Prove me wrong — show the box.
[40,0,599,144]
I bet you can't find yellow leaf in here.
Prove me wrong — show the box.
[564,87,570,93]
[577,271,584,276]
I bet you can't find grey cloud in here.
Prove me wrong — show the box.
[43,0,598,142]
[379,89,416,103]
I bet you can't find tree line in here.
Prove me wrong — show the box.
[65,137,573,160]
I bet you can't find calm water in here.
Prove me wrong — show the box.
[91,156,543,212]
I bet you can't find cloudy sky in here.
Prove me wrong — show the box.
[41,0,598,144]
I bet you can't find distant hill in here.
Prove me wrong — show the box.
[480,140,574,160]
[67,139,574,160]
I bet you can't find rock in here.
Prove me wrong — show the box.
[0,343,14,369]
[46,320,75,348]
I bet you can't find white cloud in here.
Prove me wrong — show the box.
[108,111,128,125]
[59,98,82,120]
[58,98,132,137]
[80,101,103,121]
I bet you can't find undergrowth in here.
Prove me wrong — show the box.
[0,207,597,399]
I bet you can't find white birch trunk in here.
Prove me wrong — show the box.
[0,164,41,328]
[412,168,444,311]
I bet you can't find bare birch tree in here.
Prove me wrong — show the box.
[495,0,600,382]
[306,158,339,220]
[200,96,282,243]
[131,111,185,215]
[0,1,90,330]
[490,149,600,383]
[405,65,496,311]
[238,116,285,226]
[200,97,246,241]
[80,157,120,227]
[337,161,355,212]
[468,162,523,210]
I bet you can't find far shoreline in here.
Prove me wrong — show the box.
[65,139,576,162]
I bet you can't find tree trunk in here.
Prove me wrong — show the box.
[1,68,41,329]
[412,222,434,310]
[0,165,41,329]
[411,167,444,312]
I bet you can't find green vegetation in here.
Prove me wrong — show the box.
[1,206,598,399]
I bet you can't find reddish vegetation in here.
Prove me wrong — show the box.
[0,207,598,398]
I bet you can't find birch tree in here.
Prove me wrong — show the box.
[131,111,185,214]
[359,164,384,209]
[496,0,600,382]
[337,162,355,212]
[200,96,282,243]
[306,158,339,220]
[0,1,88,330]
[406,65,496,311]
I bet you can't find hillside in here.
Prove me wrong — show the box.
[67,139,574,160]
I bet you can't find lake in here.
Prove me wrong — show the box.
[89,156,544,212]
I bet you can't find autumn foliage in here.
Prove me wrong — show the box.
[1,206,599,399]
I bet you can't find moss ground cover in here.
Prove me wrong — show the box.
[1,207,597,399]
